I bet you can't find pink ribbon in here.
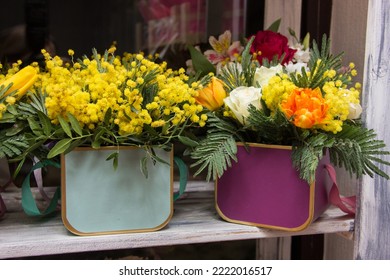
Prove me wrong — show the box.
[33,158,51,203]
[0,182,10,218]
[0,193,6,218]
[325,164,356,215]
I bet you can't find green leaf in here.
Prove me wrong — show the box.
[12,158,26,179]
[100,136,116,145]
[105,151,119,170]
[27,118,43,136]
[162,122,170,135]
[241,36,255,70]
[91,140,101,149]
[58,115,72,138]
[66,139,84,153]
[11,139,46,161]
[7,105,18,115]
[288,27,296,37]
[0,112,16,123]
[47,139,72,158]
[266,18,281,32]
[150,152,170,165]
[188,45,216,76]
[28,90,47,114]
[103,108,112,126]
[5,122,26,136]
[140,156,148,178]
[67,113,83,136]
[178,135,199,147]
[106,151,119,161]
[302,32,310,50]
[37,111,52,136]
[113,155,118,170]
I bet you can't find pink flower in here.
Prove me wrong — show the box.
[204,31,243,67]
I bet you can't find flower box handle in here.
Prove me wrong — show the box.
[173,156,188,201]
[21,160,61,217]
[325,164,356,215]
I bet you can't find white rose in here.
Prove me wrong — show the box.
[284,62,308,74]
[252,65,283,88]
[348,103,363,119]
[224,86,262,125]
[292,43,311,63]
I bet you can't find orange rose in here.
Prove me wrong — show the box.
[281,88,328,129]
[195,77,226,111]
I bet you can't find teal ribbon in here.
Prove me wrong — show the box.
[21,160,61,216]
[173,156,188,201]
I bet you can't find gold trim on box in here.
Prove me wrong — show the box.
[236,142,293,150]
[61,146,174,236]
[215,143,315,232]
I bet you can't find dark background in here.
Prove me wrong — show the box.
[0,0,331,68]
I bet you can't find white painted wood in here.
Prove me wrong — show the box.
[324,0,369,260]
[354,0,390,260]
[264,0,302,43]
[0,183,354,259]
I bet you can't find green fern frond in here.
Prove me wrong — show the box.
[240,36,257,85]
[329,124,390,179]
[291,123,390,183]
[16,102,37,117]
[218,37,257,90]
[246,105,294,144]
[0,134,29,158]
[27,89,47,114]
[190,113,241,181]
[205,113,241,134]
[291,34,344,90]
[190,130,237,181]
[292,133,335,183]
[219,63,248,91]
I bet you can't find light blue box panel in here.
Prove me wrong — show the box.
[61,147,173,235]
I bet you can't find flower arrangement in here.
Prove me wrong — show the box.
[187,22,389,183]
[0,47,207,175]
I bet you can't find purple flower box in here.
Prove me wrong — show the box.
[216,143,331,231]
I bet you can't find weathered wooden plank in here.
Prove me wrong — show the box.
[264,0,302,42]
[256,237,291,260]
[354,0,390,260]
[324,0,369,260]
[0,184,354,259]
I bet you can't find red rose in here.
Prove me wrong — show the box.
[250,30,296,65]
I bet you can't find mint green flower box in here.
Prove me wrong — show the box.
[61,146,173,236]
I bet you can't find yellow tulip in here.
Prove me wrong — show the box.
[0,66,38,99]
[195,77,226,111]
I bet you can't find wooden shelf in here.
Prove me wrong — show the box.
[0,182,354,259]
